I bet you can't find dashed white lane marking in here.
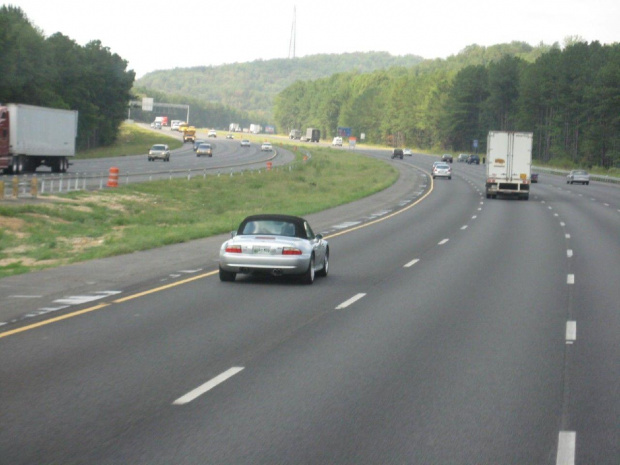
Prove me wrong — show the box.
[334,221,362,229]
[472,215,477,219]
[567,250,573,258]
[560,222,566,227]
[368,210,393,219]
[336,293,367,310]
[438,239,449,245]
[404,259,420,268]
[604,203,610,207]
[566,321,577,343]
[567,274,575,285]
[461,225,468,230]
[554,213,559,217]
[565,234,571,239]
[173,367,244,405]
[53,291,121,306]
[556,431,576,465]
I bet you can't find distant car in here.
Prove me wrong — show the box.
[403,148,413,156]
[391,148,404,159]
[441,153,453,163]
[208,130,217,138]
[457,153,469,162]
[531,173,539,183]
[432,162,452,179]
[148,144,170,162]
[193,139,206,151]
[332,136,343,146]
[196,143,213,157]
[261,142,273,151]
[150,121,162,129]
[240,139,251,147]
[226,134,234,139]
[218,214,329,284]
[567,170,590,185]
[467,154,480,165]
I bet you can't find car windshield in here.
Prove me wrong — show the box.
[241,220,298,237]
[574,170,587,175]
[198,144,210,149]
[435,164,449,169]
[151,145,166,150]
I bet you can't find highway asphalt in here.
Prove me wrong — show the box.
[1,150,619,464]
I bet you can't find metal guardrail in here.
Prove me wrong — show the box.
[532,166,620,185]
[0,150,312,200]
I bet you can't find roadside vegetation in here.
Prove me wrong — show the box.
[0,144,397,278]
[76,123,182,159]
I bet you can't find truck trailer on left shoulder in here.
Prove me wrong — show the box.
[0,103,78,174]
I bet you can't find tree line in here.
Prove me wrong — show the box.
[135,52,425,120]
[274,41,620,168]
[0,6,135,151]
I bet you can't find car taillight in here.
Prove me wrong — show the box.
[225,245,242,253]
[282,247,302,255]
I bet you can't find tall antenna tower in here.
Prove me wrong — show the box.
[288,6,296,59]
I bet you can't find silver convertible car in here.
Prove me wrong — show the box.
[219,214,329,284]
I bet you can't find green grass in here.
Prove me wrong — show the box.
[76,123,183,159]
[0,145,398,278]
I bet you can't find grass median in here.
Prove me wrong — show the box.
[0,145,398,278]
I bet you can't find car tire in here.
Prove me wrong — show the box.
[448,176,452,180]
[219,266,236,282]
[586,181,589,185]
[316,250,329,278]
[301,255,315,284]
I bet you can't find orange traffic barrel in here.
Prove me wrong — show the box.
[266,162,273,171]
[107,167,119,187]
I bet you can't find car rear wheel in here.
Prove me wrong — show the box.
[316,250,329,278]
[219,266,236,282]
[301,256,315,284]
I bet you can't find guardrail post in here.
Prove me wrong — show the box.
[0,180,4,200]
[31,177,38,198]
[12,176,19,198]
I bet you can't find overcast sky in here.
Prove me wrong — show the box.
[9,0,620,77]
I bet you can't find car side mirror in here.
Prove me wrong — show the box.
[315,233,323,240]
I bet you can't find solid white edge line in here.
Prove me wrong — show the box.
[173,367,244,405]
[566,321,577,342]
[556,431,576,465]
[404,258,420,268]
[336,293,366,310]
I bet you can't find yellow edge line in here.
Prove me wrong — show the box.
[326,169,434,239]
[1,168,433,339]
[0,303,110,339]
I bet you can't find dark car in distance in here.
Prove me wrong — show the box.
[467,154,480,165]
[441,153,453,163]
[391,148,404,159]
